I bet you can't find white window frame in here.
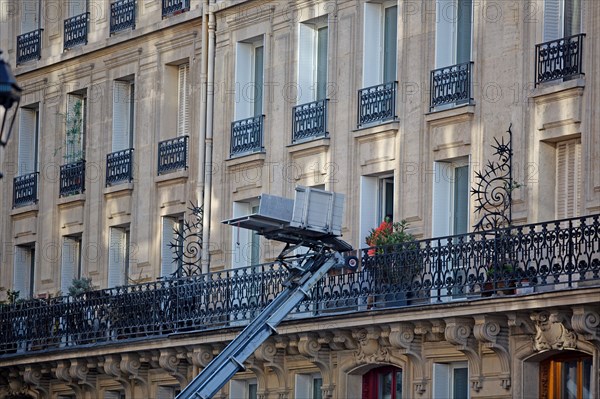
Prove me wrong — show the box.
[362,2,397,87]
[359,174,394,249]
[21,0,40,34]
[543,0,583,41]
[112,79,135,152]
[17,105,40,176]
[432,158,470,238]
[433,361,469,399]
[298,17,328,104]
[65,92,86,163]
[231,199,261,268]
[295,373,323,399]
[177,63,190,136]
[108,226,130,288]
[435,0,473,68]
[229,378,258,399]
[13,244,36,298]
[235,37,265,120]
[60,236,82,294]
[68,0,87,17]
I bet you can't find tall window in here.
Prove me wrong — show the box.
[230,378,258,399]
[108,226,130,288]
[544,0,582,41]
[65,92,86,163]
[235,37,264,120]
[231,200,260,268]
[161,215,183,277]
[540,352,592,399]
[13,244,36,298]
[298,18,328,104]
[68,0,87,17]
[360,175,394,248]
[435,0,472,68]
[295,373,323,399]
[555,139,582,219]
[18,106,39,176]
[432,160,470,237]
[177,63,190,136]
[433,362,469,399]
[21,0,40,33]
[157,386,181,399]
[112,79,135,152]
[363,3,397,87]
[362,366,402,399]
[60,236,82,294]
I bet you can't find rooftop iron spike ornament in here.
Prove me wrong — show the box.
[471,124,514,232]
[168,203,203,277]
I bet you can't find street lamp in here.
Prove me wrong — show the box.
[0,50,22,179]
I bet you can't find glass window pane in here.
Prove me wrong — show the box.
[453,367,469,399]
[313,377,323,399]
[453,165,469,235]
[561,360,578,399]
[395,371,403,399]
[249,382,258,399]
[456,0,472,64]
[253,46,264,116]
[383,6,397,83]
[379,372,393,399]
[582,358,592,399]
[316,27,328,100]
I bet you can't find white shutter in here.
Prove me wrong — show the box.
[18,108,37,175]
[359,176,379,249]
[556,139,582,219]
[298,24,316,104]
[21,0,39,33]
[13,247,32,298]
[232,202,251,268]
[177,64,190,136]
[294,375,311,399]
[103,391,122,399]
[60,238,79,293]
[544,0,562,41]
[108,228,126,288]
[432,162,452,238]
[161,217,176,277]
[157,387,176,399]
[69,0,86,17]
[363,3,383,86]
[235,43,253,120]
[433,363,450,398]
[436,0,456,67]
[112,81,131,152]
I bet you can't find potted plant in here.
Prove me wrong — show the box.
[483,262,516,296]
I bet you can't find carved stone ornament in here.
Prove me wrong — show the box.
[531,312,577,351]
[353,328,391,364]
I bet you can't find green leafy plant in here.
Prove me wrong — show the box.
[55,98,84,162]
[365,218,415,255]
[68,277,94,296]
[6,289,20,304]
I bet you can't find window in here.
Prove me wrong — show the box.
[68,0,87,17]
[157,386,181,399]
[235,37,264,120]
[359,175,394,248]
[432,160,470,237]
[363,3,397,87]
[298,18,328,104]
[108,226,130,288]
[161,215,183,277]
[20,0,40,34]
[540,352,592,399]
[362,366,402,399]
[555,139,582,219]
[65,92,86,163]
[295,373,323,399]
[177,63,190,136]
[13,244,36,298]
[60,236,82,294]
[433,362,469,399]
[231,201,261,268]
[230,378,258,399]
[435,0,472,68]
[544,0,582,41]
[112,79,135,152]
[18,106,39,176]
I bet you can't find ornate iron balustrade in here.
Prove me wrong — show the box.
[110,0,136,34]
[162,0,190,17]
[106,149,134,187]
[535,33,585,86]
[59,160,85,197]
[158,135,188,175]
[230,115,265,157]
[16,29,43,64]
[1,214,598,355]
[357,81,397,128]
[64,13,89,50]
[13,172,38,208]
[292,99,329,143]
[430,61,473,110]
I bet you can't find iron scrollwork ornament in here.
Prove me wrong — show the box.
[168,203,203,277]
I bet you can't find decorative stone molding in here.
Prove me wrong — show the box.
[473,315,511,389]
[158,349,188,387]
[298,333,334,398]
[253,340,288,396]
[388,322,427,395]
[23,365,49,399]
[189,345,214,369]
[531,311,577,351]
[507,312,536,335]
[444,318,483,392]
[329,329,358,350]
[352,327,391,364]
[121,353,148,398]
[571,306,600,350]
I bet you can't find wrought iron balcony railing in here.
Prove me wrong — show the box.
[64,13,89,50]
[162,0,190,18]
[110,0,136,34]
[60,160,85,197]
[292,99,329,143]
[158,135,188,175]
[430,61,474,110]
[16,29,42,65]
[106,148,134,187]
[1,214,598,355]
[535,33,585,86]
[357,81,397,128]
[230,115,265,157]
[13,172,38,208]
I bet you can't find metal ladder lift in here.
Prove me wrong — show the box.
[176,187,355,399]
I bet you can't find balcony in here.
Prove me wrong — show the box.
[64,13,89,50]
[162,0,190,18]
[106,149,134,187]
[230,115,265,157]
[16,29,42,65]
[535,33,585,86]
[430,61,474,111]
[1,213,597,355]
[59,160,85,197]
[158,135,188,175]
[110,0,136,34]
[292,99,329,143]
[13,172,38,208]
[357,81,397,128]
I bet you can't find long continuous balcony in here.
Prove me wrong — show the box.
[357,81,397,128]
[110,0,136,34]
[106,149,134,187]
[13,172,38,208]
[16,29,42,64]
[158,135,188,175]
[292,99,329,143]
[162,0,190,18]
[59,160,85,197]
[430,61,474,110]
[230,115,265,157]
[64,13,89,50]
[1,214,598,356]
[535,33,585,86]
